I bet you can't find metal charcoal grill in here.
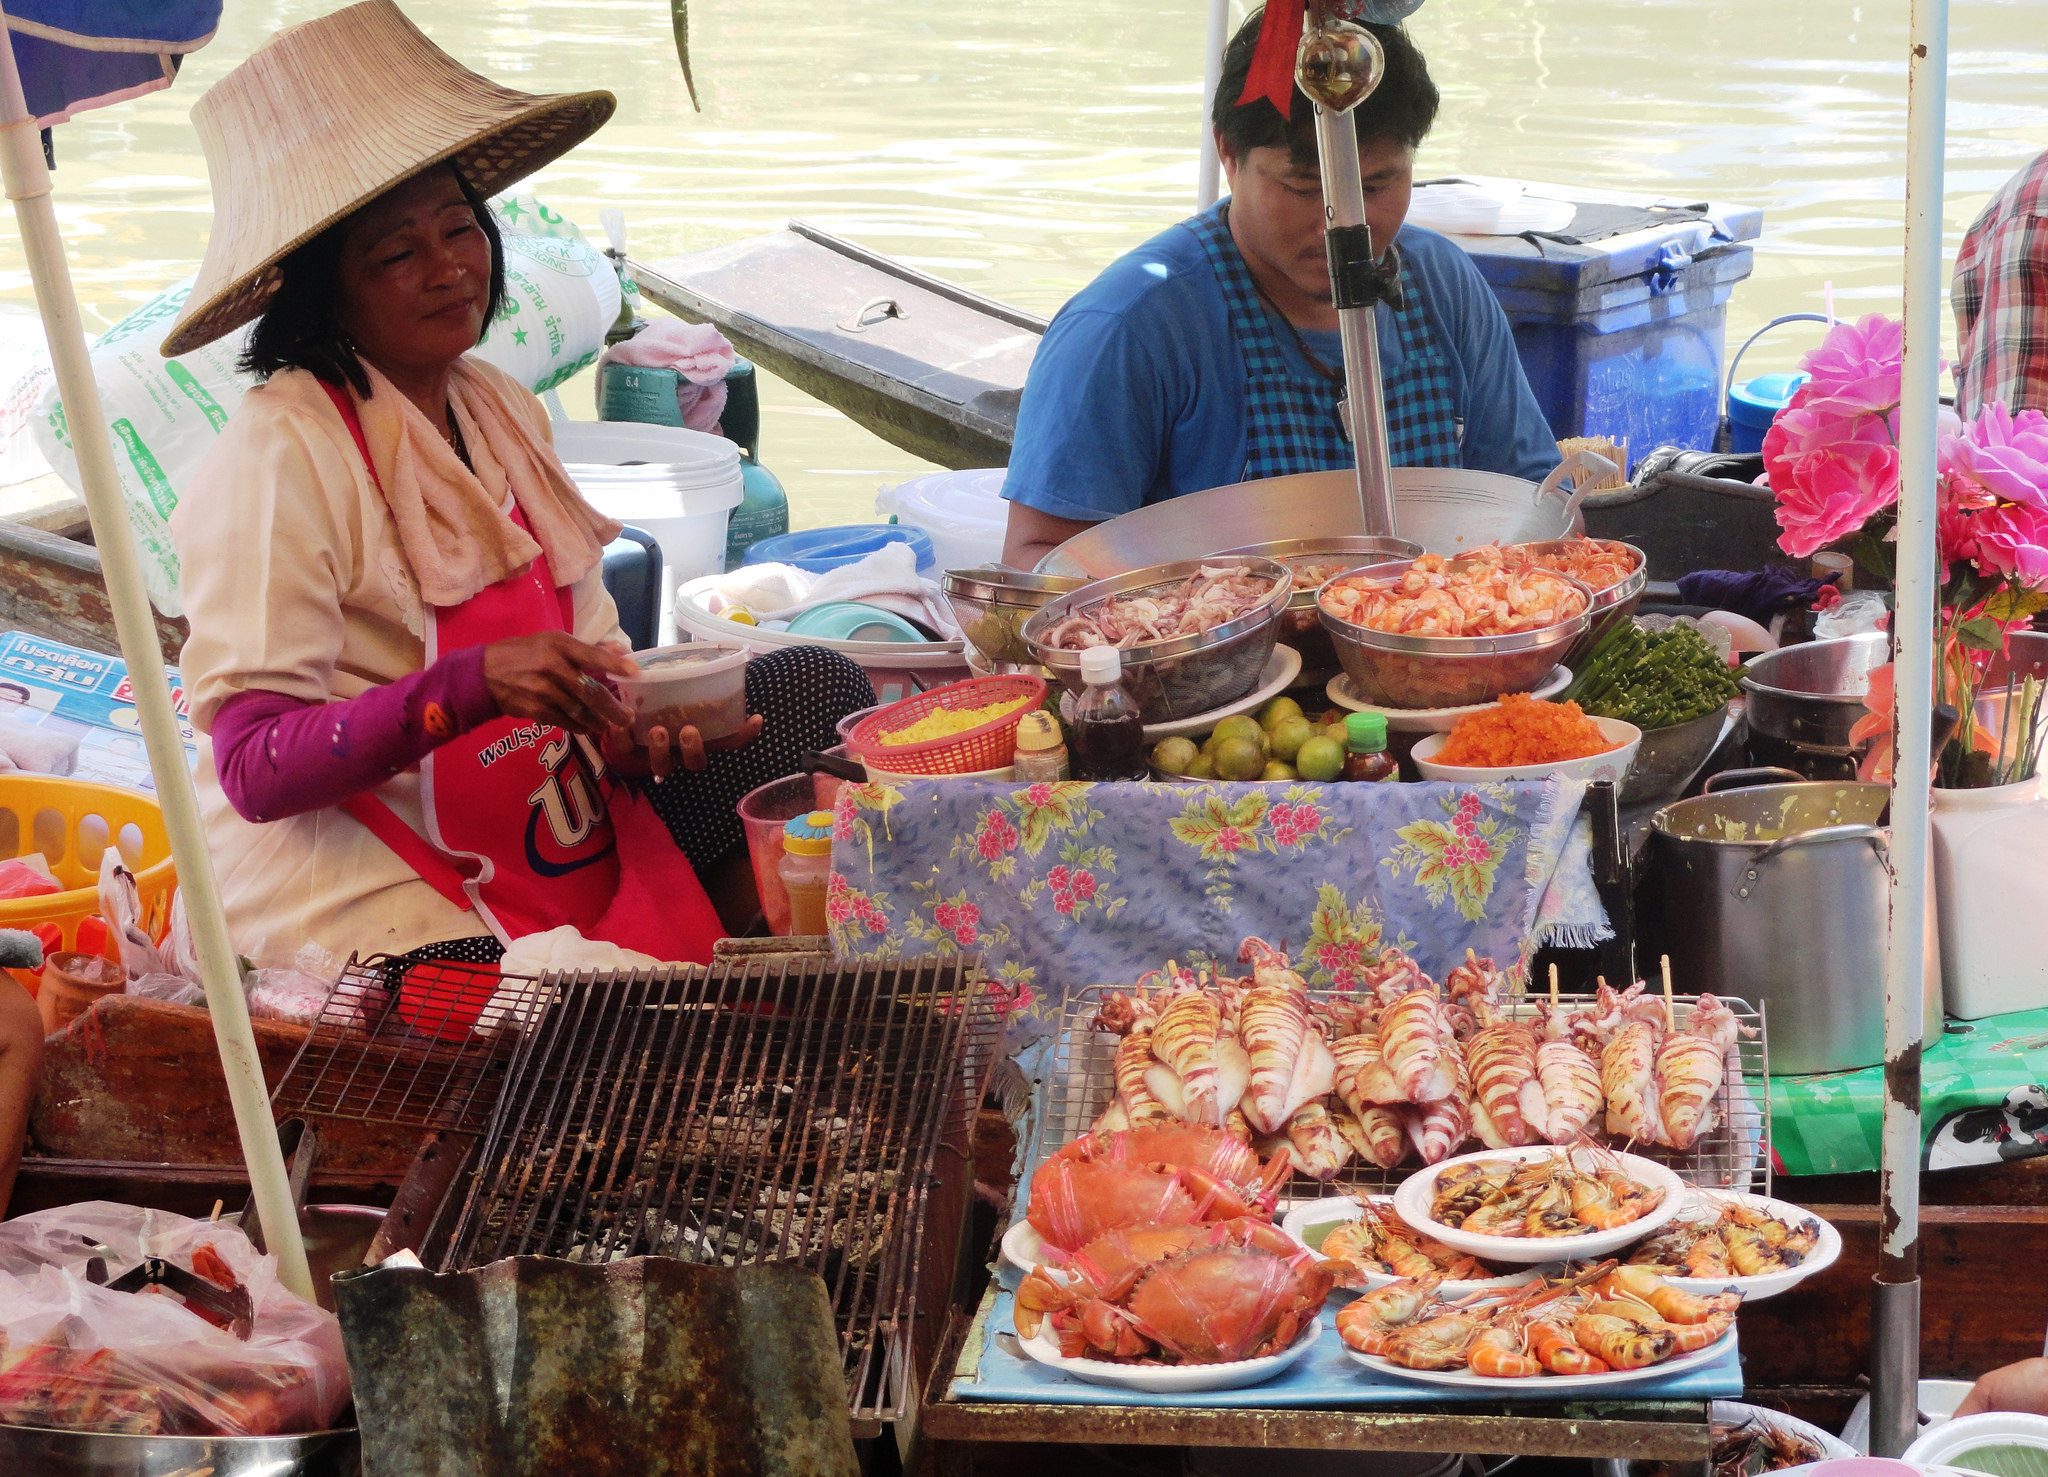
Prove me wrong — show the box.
[397,953,1000,1429]
[272,954,554,1133]
[1042,987,1771,1197]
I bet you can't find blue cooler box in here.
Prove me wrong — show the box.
[1435,189,1764,454]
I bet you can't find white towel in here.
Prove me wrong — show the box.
[702,544,963,640]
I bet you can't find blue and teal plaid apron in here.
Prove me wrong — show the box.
[1185,201,1463,480]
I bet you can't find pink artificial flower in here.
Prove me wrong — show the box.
[1972,501,2048,587]
[1771,439,1902,559]
[1942,402,2048,512]
[1798,314,1905,412]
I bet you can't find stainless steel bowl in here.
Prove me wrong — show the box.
[941,566,1084,670]
[1514,537,1648,664]
[1740,631,1887,779]
[1217,534,1424,681]
[0,1423,359,1477]
[1021,556,1292,723]
[1316,560,1593,710]
[1623,701,1733,806]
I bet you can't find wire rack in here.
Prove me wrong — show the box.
[1042,987,1772,1198]
[270,953,556,1133]
[409,954,1002,1426]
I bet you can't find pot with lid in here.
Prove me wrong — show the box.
[1645,767,1941,1074]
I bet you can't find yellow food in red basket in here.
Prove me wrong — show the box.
[878,697,1029,746]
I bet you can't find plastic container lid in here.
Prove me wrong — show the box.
[1346,711,1389,752]
[1729,371,1810,427]
[1078,647,1122,685]
[1015,710,1064,753]
[782,811,835,856]
[552,420,744,503]
[741,524,935,574]
[785,602,928,643]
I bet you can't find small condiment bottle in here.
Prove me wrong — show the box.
[1342,711,1399,783]
[778,811,835,936]
[1070,647,1149,782]
[1011,709,1069,782]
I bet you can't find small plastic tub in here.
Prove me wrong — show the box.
[739,773,839,936]
[616,643,749,743]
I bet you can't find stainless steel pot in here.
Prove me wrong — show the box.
[1035,454,1609,578]
[1740,632,1888,780]
[0,1424,358,1477]
[1647,767,1941,1073]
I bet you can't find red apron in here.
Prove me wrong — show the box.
[320,381,721,962]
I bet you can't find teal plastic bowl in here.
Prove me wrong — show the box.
[785,601,929,643]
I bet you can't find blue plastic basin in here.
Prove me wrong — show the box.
[741,524,936,575]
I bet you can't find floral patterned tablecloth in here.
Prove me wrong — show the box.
[826,775,1606,1047]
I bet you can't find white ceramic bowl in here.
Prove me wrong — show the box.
[1279,1195,1543,1298]
[1410,715,1641,788]
[1620,1191,1843,1302]
[1019,1311,1322,1393]
[1389,1145,1687,1263]
[1324,666,1572,731]
[1345,1323,1732,1392]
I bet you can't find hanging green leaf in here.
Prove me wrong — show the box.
[672,0,701,112]
[1983,585,2048,623]
[1956,615,2006,652]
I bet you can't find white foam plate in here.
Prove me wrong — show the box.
[1000,1218,1047,1280]
[1390,1145,1686,1263]
[1325,665,1571,730]
[1019,1312,1323,1393]
[1622,1191,1843,1302]
[1280,1195,1544,1298]
[1345,1325,1733,1392]
[1061,645,1304,742]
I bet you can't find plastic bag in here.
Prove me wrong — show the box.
[244,939,340,1026]
[96,850,162,981]
[1815,588,1890,639]
[162,888,203,986]
[128,972,205,1008]
[0,854,59,900]
[0,1201,351,1436]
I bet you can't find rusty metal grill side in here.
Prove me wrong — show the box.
[426,955,1000,1423]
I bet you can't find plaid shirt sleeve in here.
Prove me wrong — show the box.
[1952,150,2048,417]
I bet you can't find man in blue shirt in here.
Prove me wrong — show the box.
[1001,12,1559,567]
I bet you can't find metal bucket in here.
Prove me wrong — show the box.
[1740,632,1888,780]
[1646,768,1941,1073]
[1035,455,1608,578]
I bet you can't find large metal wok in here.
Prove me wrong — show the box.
[1036,453,1611,579]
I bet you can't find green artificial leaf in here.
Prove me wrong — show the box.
[1983,586,2048,623]
[1957,615,2007,652]
[1845,529,1896,585]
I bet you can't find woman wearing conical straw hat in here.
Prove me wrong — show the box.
[167,2,873,974]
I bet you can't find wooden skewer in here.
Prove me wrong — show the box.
[1548,963,1560,1011]
[1660,954,1676,1033]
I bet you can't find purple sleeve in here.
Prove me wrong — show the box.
[211,647,499,824]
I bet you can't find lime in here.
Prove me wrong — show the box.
[1211,714,1265,750]
[725,609,759,626]
[1261,760,1297,782]
[1185,753,1216,780]
[1151,736,1199,775]
[1296,734,1345,782]
[1268,716,1315,764]
[1213,736,1267,782]
[1258,696,1305,731]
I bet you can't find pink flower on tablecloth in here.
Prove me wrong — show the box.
[1047,864,1071,891]
[1212,826,1248,853]
[987,978,1035,1015]
[1052,888,1076,915]
[1070,870,1098,901]
[1455,792,1482,822]
[975,810,1020,860]
[934,901,959,930]
[955,923,980,947]
[1023,782,1054,806]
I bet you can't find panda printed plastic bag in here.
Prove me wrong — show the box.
[0,1201,350,1437]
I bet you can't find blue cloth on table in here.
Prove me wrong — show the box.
[826,775,1604,1049]
[951,1288,1742,1407]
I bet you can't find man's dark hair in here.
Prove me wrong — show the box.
[240,163,507,398]
[1212,8,1439,165]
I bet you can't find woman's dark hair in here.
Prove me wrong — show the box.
[240,163,507,398]
[1212,8,1439,166]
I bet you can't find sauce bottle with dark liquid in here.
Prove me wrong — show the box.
[1070,646,1149,781]
[1344,711,1399,783]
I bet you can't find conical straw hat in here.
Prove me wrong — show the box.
[163,0,615,357]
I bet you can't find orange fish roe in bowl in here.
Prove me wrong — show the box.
[1434,692,1619,767]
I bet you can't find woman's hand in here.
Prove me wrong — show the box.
[482,632,636,736]
[1957,1357,2048,1418]
[607,714,765,780]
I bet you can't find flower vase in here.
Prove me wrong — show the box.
[1931,774,2048,1019]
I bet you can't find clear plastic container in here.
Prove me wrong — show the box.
[615,642,749,743]
[779,811,835,937]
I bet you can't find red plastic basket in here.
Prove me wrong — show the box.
[847,674,1048,775]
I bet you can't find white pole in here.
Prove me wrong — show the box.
[0,11,315,1303]
[1873,0,1946,1455]
[1196,0,1229,209]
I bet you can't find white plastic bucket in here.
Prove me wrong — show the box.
[673,574,970,706]
[554,421,744,641]
[876,468,1010,573]
[1931,775,2048,1019]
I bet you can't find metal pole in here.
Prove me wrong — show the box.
[1873,0,1946,1454]
[1196,0,1229,210]
[1312,107,1396,535]
[0,10,316,1302]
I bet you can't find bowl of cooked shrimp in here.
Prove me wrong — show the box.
[1512,538,1648,660]
[1390,1143,1687,1263]
[1316,554,1594,710]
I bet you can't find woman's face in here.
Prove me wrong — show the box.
[336,168,493,381]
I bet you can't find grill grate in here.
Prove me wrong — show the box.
[417,954,1000,1425]
[271,954,555,1133]
[1044,988,1772,1197]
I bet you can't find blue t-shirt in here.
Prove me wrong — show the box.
[1002,214,1561,521]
